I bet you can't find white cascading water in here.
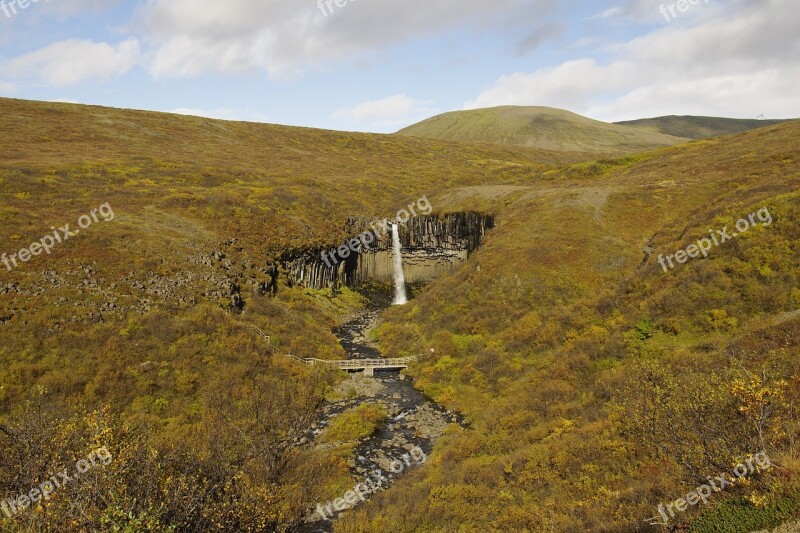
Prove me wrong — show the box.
[391,223,408,305]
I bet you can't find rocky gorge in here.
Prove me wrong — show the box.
[284,212,494,290]
[298,306,462,532]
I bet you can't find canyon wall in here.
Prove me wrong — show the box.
[284,212,493,290]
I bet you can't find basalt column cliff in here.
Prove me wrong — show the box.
[285,212,494,290]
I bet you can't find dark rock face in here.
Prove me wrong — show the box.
[284,212,494,290]
[0,215,491,327]
[392,212,494,253]
[284,250,358,289]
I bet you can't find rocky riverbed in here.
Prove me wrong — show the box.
[298,307,461,532]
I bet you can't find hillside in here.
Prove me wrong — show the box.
[0,97,584,532]
[396,106,690,155]
[616,115,794,140]
[0,98,798,532]
[0,97,588,257]
[343,120,800,531]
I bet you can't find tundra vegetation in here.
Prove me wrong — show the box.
[0,97,798,531]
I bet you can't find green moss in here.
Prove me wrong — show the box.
[318,403,388,444]
[690,489,800,533]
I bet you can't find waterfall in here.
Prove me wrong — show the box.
[391,223,408,305]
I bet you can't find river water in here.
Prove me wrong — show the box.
[297,304,460,532]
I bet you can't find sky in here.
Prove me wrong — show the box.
[0,0,797,133]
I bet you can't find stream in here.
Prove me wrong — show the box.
[298,302,461,532]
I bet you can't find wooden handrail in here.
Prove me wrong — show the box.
[281,354,418,368]
[256,327,419,369]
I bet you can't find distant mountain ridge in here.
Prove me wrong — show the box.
[397,106,795,155]
[614,115,794,140]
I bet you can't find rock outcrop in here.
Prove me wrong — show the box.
[284,212,494,289]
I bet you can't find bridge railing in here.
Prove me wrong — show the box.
[281,355,418,368]
[325,357,417,368]
[255,326,419,369]
[282,354,310,365]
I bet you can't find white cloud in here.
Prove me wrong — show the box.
[587,6,624,20]
[465,0,800,121]
[332,94,438,131]
[464,59,635,111]
[3,39,141,87]
[0,0,114,24]
[587,69,800,121]
[601,0,720,23]
[48,0,124,17]
[137,0,555,79]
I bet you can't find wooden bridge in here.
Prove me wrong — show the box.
[248,324,418,376]
[282,355,417,376]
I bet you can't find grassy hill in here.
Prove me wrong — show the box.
[616,115,794,139]
[0,97,589,258]
[0,97,798,532]
[343,121,800,531]
[0,97,584,531]
[396,106,691,155]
